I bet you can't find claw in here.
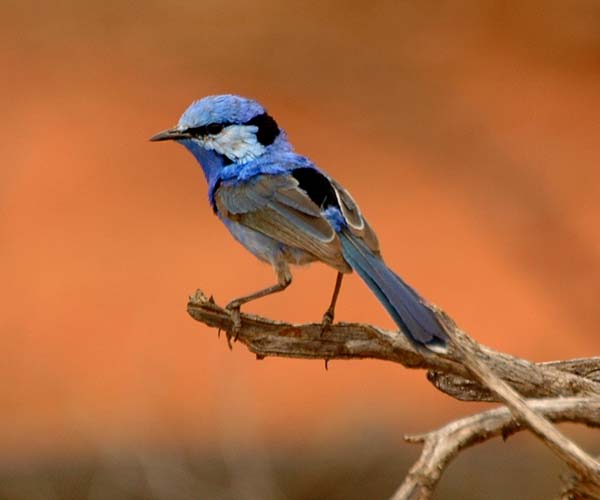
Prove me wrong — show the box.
[320,309,334,337]
[225,301,242,344]
[218,326,233,349]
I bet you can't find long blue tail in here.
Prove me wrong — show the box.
[339,231,447,351]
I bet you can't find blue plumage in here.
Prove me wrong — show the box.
[338,231,446,349]
[179,95,265,130]
[151,94,447,351]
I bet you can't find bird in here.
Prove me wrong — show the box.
[150,94,447,352]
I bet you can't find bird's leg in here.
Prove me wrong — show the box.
[225,263,292,345]
[321,272,344,335]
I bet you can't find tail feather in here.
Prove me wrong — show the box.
[339,231,447,350]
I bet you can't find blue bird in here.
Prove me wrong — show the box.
[151,94,447,352]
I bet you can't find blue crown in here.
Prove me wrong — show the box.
[178,94,265,129]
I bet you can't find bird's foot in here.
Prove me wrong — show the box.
[225,300,242,348]
[320,308,334,336]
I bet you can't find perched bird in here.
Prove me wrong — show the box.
[151,94,447,352]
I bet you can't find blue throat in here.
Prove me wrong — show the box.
[179,138,230,203]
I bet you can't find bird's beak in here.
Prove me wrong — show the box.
[149,128,191,142]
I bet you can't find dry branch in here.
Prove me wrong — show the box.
[391,397,600,500]
[435,311,600,495]
[187,290,600,402]
[186,289,600,498]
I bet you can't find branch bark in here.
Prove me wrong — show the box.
[186,289,600,498]
[435,310,600,496]
[187,290,600,402]
[391,397,600,500]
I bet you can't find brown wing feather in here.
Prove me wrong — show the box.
[215,177,351,272]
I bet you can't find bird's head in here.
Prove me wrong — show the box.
[150,95,284,167]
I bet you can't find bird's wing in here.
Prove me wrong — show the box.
[329,178,381,255]
[215,173,350,271]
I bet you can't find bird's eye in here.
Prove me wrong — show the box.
[206,123,224,135]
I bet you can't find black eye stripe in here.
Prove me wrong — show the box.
[186,122,232,137]
[184,112,280,146]
[206,123,224,135]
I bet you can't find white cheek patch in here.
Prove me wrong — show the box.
[202,125,266,163]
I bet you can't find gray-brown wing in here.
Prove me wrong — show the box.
[215,174,350,272]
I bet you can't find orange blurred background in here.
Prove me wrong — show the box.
[2,1,600,498]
